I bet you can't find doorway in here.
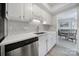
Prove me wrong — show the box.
[56,8,78,55]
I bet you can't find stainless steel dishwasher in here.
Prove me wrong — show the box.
[6,41,38,56]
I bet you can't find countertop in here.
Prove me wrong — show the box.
[0,31,56,46]
[0,33,38,45]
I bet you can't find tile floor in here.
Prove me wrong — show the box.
[47,37,78,56]
[47,44,78,56]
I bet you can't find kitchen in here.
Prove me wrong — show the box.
[0,3,79,56]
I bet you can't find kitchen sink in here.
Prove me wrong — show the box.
[34,32,45,35]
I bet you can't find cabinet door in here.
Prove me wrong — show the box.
[47,34,56,51]
[47,34,52,51]
[7,3,23,20]
[23,3,32,21]
[39,36,47,56]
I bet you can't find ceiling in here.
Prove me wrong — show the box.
[47,3,60,7]
[34,3,77,15]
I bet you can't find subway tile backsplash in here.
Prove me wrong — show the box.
[8,20,55,35]
[8,20,36,35]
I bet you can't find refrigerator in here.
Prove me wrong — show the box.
[0,3,6,42]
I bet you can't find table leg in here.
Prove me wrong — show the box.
[1,45,5,56]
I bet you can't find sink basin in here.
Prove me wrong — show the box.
[34,32,45,35]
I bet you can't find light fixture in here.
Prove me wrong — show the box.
[43,21,47,24]
[33,19,40,23]
[32,19,41,25]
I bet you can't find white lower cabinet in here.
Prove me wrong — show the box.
[38,32,56,56]
[47,34,56,52]
[38,35,47,56]
[47,35,53,51]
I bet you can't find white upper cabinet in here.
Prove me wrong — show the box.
[6,3,23,20]
[32,4,52,25]
[32,4,42,17]
[6,3,52,24]
[6,3,32,21]
[23,4,32,21]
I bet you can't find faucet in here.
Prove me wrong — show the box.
[36,25,39,33]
